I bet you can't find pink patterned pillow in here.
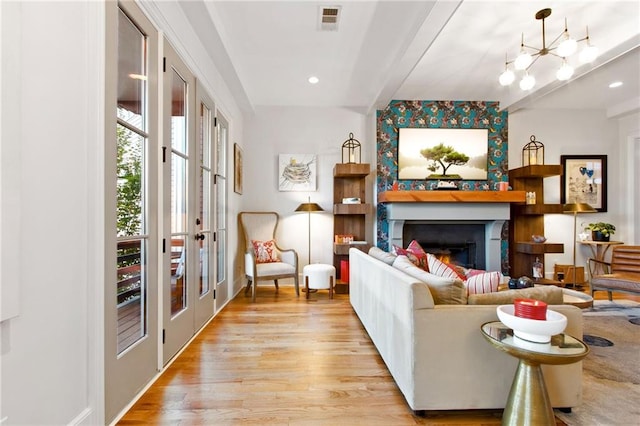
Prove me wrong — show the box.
[426,253,461,280]
[251,239,280,263]
[464,271,501,295]
[392,240,429,271]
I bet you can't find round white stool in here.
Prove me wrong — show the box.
[302,264,335,299]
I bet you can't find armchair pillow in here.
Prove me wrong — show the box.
[251,239,280,263]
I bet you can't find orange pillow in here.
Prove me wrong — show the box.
[251,239,280,263]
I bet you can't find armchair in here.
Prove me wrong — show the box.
[239,212,299,302]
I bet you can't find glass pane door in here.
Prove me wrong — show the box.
[194,85,215,328]
[163,41,196,364]
[214,114,229,309]
[105,2,158,422]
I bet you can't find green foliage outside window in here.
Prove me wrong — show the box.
[117,124,142,237]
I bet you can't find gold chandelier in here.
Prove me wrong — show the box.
[499,8,598,90]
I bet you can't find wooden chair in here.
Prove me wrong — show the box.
[239,212,299,302]
[588,245,640,300]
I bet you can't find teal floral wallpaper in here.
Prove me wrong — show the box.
[376,100,509,269]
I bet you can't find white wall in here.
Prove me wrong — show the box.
[0,1,247,424]
[242,106,370,269]
[509,108,639,278]
[1,1,104,424]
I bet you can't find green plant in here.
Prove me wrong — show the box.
[587,222,616,237]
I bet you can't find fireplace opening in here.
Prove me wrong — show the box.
[403,222,486,270]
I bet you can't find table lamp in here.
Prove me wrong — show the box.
[295,197,324,265]
[563,202,597,288]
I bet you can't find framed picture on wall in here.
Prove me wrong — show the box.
[234,143,243,194]
[560,155,607,212]
[397,128,489,180]
[278,154,316,191]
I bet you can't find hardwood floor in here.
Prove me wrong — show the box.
[118,286,514,425]
[119,282,638,425]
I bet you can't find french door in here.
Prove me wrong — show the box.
[214,114,229,309]
[162,41,216,364]
[105,2,159,422]
[195,83,216,327]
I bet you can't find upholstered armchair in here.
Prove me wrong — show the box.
[239,212,299,302]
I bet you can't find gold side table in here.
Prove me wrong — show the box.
[481,321,589,426]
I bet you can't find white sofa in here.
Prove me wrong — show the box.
[348,247,584,413]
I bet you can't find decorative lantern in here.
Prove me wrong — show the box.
[342,132,361,164]
[522,135,544,166]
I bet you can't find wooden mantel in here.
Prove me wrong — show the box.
[378,190,526,203]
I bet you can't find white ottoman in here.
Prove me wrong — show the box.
[302,264,335,299]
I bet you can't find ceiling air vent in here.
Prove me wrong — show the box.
[319,6,341,31]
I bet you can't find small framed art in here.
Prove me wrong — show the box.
[560,154,607,212]
[278,154,316,191]
[234,143,243,194]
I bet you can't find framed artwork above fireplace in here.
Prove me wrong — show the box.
[398,128,488,180]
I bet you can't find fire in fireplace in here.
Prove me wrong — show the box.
[403,222,486,270]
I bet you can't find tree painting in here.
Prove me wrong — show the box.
[397,128,488,180]
[421,143,469,179]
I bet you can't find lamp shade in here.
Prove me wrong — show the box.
[562,203,597,213]
[295,202,323,213]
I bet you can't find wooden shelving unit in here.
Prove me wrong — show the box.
[508,165,565,282]
[333,163,371,293]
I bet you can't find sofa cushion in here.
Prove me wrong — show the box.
[368,246,397,265]
[467,285,564,305]
[392,240,429,270]
[464,271,501,295]
[392,255,466,304]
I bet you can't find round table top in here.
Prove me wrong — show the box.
[578,240,623,246]
[481,321,589,365]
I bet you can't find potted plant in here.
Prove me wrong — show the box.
[586,222,616,242]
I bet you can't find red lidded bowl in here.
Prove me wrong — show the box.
[514,298,547,320]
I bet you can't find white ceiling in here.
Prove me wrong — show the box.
[182,1,640,116]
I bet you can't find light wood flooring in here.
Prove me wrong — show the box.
[118,283,636,425]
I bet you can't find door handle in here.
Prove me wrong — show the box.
[195,233,205,241]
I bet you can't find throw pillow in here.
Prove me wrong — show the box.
[251,239,280,263]
[426,253,461,280]
[392,240,429,271]
[464,271,501,295]
[392,255,466,304]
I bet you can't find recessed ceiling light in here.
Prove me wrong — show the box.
[308,76,319,84]
[609,81,623,88]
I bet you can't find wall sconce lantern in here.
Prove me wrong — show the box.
[522,135,544,166]
[342,132,361,164]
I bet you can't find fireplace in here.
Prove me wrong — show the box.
[403,222,486,269]
[384,199,511,272]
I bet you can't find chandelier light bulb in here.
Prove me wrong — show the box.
[514,51,532,70]
[580,44,598,63]
[520,73,536,91]
[499,68,515,86]
[557,33,577,57]
[556,60,574,81]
